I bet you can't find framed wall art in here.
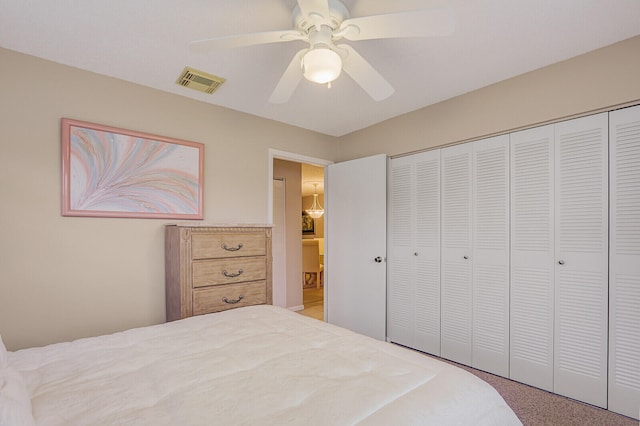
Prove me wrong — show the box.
[61,118,204,219]
[302,211,315,236]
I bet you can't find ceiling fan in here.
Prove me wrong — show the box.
[190,0,455,103]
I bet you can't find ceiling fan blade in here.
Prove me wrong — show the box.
[190,30,302,52]
[297,0,331,22]
[338,44,394,101]
[269,49,307,104]
[338,8,455,41]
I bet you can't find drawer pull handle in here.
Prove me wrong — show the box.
[221,243,243,252]
[222,295,244,304]
[222,269,244,278]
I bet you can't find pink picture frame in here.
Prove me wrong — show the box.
[61,118,204,219]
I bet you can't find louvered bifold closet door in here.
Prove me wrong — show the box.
[609,105,640,420]
[388,156,415,347]
[413,150,441,354]
[553,113,608,408]
[387,150,441,355]
[472,135,510,377]
[510,125,555,392]
[441,143,473,365]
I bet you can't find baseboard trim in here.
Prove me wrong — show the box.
[288,305,305,312]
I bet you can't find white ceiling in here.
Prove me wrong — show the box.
[1,1,639,137]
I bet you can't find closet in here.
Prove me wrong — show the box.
[387,106,640,419]
[388,135,510,376]
[439,136,510,376]
[510,113,609,407]
[387,149,441,355]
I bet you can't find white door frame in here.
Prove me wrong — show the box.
[272,177,287,308]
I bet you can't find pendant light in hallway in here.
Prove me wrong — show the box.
[306,183,324,219]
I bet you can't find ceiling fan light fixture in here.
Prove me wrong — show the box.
[302,47,342,84]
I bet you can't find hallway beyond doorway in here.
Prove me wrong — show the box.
[298,288,323,321]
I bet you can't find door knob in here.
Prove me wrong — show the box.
[463,255,469,260]
[374,256,383,263]
[558,260,565,265]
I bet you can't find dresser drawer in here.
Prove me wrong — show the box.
[191,232,266,259]
[192,257,266,287]
[193,281,267,315]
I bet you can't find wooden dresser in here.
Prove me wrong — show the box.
[165,224,272,321]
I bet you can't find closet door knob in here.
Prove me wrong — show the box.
[374,256,383,263]
[558,260,565,265]
[463,255,469,260]
[414,252,419,256]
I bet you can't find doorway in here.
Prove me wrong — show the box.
[269,149,331,320]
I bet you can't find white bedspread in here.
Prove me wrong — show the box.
[8,305,521,425]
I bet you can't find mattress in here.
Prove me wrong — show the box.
[4,305,521,425]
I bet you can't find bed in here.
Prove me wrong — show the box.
[2,305,521,425]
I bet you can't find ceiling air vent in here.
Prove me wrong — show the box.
[176,67,225,94]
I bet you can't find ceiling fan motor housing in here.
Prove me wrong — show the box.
[308,25,334,48]
[292,0,349,33]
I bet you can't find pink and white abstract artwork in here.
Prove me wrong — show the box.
[61,119,204,219]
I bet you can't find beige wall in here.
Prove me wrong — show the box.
[337,35,640,160]
[273,159,303,309]
[0,47,338,350]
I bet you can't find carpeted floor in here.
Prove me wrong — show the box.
[428,354,637,425]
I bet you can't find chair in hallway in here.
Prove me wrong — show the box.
[302,239,323,289]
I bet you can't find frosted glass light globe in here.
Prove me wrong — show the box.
[302,48,342,84]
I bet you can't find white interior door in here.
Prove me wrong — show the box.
[272,178,286,308]
[326,154,387,340]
